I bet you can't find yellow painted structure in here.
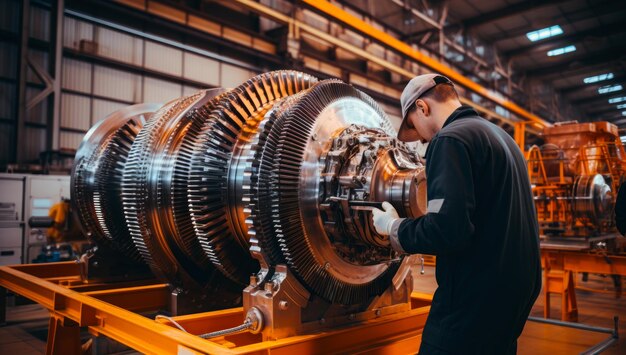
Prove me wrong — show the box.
[0,262,432,354]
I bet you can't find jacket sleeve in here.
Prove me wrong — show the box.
[392,136,476,255]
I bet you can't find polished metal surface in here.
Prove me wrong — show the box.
[122,92,204,284]
[121,89,233,292]
[187,71,318,287]
[573,174,613,225]
[71,103,160,262]
[243,80,425,304]
[72,70,427,310]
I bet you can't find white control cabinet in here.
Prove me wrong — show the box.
[0,173,71,265]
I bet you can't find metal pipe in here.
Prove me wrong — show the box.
[527,316,615,334]
[583,335,618,355]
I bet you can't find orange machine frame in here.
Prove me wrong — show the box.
[515,122,626,321]
[0,262,432,354]
[525,121,626,238]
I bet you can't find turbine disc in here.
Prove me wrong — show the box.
[71,103,159,262]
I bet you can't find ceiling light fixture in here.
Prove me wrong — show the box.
[583,73,614,84]
[598,85,623,94]
[526,25,563,42]
[609,97,626,104]
[547,45,576,56]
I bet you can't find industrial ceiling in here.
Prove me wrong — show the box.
[337,0,626,126]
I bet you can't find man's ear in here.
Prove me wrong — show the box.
[415,99,430,117]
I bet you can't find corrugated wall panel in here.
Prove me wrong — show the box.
[26,49,49,84]
[145,41,183,77]
[92,99,129,124]
[29,6,50,42]
[95,27,143,66]
[0,41,18,79]
[182,85,203,97]
[93,65,141,102]
[62,58,92,93]
[0,82,16,119]
[183,52,220,86]
[220,63,252,89]
[24,127,46,162]
[143,77,181,103]
[59,131,85,150]
[61,94,90,130]
[0,0,19,33]
[25,87,47,124]
[63,17,94,50]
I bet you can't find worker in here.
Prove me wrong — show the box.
[372,74,541,354]
[48,198,83,245]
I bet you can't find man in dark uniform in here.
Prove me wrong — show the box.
[372,74,541,354]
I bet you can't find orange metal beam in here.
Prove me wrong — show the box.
[299,0,551,128]
[560,251,626,275]
[83,284,169,312]
[0,263,432,354]
[0,265,230,354]
[11,261,80,279]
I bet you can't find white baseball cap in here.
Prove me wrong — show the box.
[398,74,453,141]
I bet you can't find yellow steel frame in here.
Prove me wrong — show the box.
[0,262,432,354]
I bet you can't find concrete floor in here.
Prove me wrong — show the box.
[0,266,624,354]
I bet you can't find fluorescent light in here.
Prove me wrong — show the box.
[609,97,626,104]
[599,85,623,94]
[617,104,626,109]
[526,25,563,42]
[623,111,626,116]
[547,45,576,56]
[584,73,614,84]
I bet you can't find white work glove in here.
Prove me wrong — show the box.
[371,202,400,236]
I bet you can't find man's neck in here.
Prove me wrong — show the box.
[435,100,462,131]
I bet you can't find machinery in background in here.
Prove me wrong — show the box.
[523,121,626,322]
[0,173,77,265]
[526,121,626,249]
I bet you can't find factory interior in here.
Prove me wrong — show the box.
[1,0,626,354]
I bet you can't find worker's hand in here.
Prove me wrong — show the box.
[371,202,400,236]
